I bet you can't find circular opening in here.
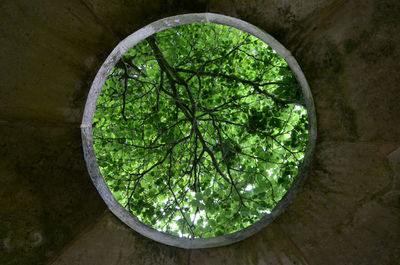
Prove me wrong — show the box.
[96,23,306,238]
[82,13,316,249]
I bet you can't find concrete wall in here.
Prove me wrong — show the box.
[0,0,399,264]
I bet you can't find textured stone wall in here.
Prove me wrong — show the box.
[0,0,399,264]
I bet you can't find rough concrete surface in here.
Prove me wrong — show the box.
[0,125,105,265]
[0,0,399,264]
[51,212,188,265]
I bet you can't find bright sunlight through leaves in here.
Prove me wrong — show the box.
[93,23,308,238]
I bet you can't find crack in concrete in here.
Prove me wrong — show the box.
[78,0,123,41]
[277,224,311,265]
[289,0,347,52]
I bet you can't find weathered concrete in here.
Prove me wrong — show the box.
[0,125,105,265]
[50,212,189,265]
[0,0,399,264]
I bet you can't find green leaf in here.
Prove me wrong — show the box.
[93,22,308,238]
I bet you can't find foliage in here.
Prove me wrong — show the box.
[93,23,308,238]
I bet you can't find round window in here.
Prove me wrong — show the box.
[81,13,316,248]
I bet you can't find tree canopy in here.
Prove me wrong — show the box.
[93,23,308,238]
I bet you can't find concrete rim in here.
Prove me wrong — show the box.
[81,13,317,249]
